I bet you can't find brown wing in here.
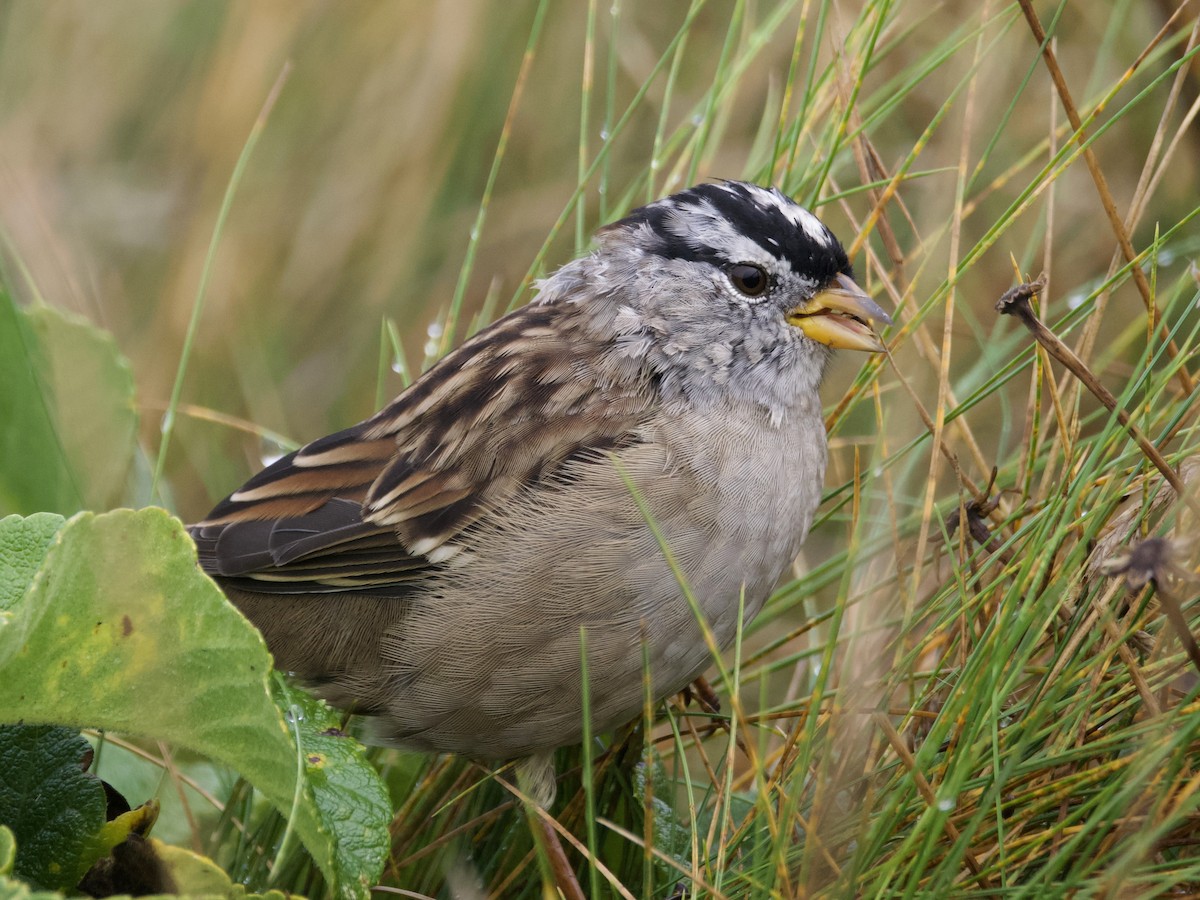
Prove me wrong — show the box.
[188,425,411,593]
[189,302,654,593]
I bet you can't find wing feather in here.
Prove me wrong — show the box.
[188,302,655,594]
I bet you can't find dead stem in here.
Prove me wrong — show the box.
[995,275,1200,519]
[1016,0,1195,395]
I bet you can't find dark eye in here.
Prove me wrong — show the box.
[727,263,769,297]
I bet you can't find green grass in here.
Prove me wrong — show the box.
[2,0,1199,896]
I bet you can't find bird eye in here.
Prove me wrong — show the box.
[727,263,769,297]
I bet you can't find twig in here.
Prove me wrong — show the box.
[533,813,588,900]
[995,275,1200,519]
[1016,0,1195,395]
[1152,580,1200,676]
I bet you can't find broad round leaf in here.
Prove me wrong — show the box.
[0,510,389,900]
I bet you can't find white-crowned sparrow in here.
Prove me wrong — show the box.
[189,181,890,780]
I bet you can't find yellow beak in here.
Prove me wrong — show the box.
[786,273,892,352]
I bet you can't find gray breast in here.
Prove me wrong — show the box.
[371,399,827,759]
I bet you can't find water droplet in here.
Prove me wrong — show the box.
[599,129,610,141]
[260,452,282,468]
[469,227,480,241]
[1066,291,1086,310]
[426,321,444,339]
[597,184,606,196]
[423,339,439,358]
[691,114,704,127]
[1159,249,1175,266]
[390,360,405,374]
[937,796,955,812]
[285,705,305,724]
[159,410,174,433]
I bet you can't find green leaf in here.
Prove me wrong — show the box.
[155,841,231,896]
[0,874,62,900]
[26,307,139,512]
[0,295,138,516]
[90,800,160,864]
[0,294,76,515]
[151,840,297,900]
[270,683,392,888]
[0,726,106,891]
[0,510,390,899]
[0,826,14,876]
[634,750,691,867]
[0,514,64,613]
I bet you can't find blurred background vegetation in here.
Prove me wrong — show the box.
[3,0,1190,522]
[3,0,1200,896]
[2,0,846,517]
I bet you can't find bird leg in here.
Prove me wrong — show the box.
[684,674,722,714]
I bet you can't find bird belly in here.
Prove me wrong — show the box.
[372,403,827,759]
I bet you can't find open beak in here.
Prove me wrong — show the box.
[786,273,892,352]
